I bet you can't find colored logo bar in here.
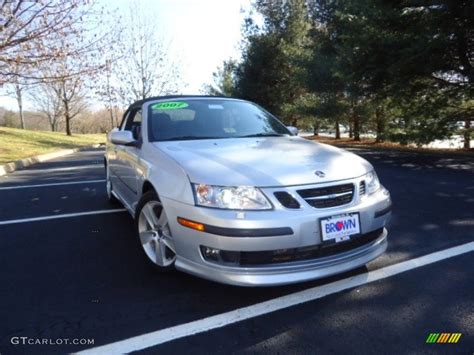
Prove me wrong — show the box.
[426,333,462,344]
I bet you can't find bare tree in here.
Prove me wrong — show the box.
[113,3,183,105]
[0,60,29,128]
[1,0,116,135]
[0,1,106,84]
[95,57,122,130]
[31,48,91,135]
[104,60,118,129]
[51,73,89,136]
[73,108,115,134]
[29,83,63,131]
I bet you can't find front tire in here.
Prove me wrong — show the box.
[135,191,176,272]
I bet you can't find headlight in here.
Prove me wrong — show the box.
[365,171,381,194]
[193,184,272,210]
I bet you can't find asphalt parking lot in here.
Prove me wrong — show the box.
[0,146,473,354]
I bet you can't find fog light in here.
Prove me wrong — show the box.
[202,247,220,261]
[200,246,240,265]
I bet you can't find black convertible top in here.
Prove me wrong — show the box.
[128,95,233,109]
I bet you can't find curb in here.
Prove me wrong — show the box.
[307,137,474,157]
[0,144,104,176]
[327,143,474,157]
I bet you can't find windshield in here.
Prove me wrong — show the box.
[147,99,290,142]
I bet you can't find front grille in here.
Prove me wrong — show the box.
[274,192,300,209]
[297,183,354,208]
[239,228,384,266]
[359,180,366,196]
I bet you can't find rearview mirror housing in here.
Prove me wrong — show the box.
[287,126,299,136]
[110,130,136,146]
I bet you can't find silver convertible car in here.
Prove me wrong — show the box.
[105,96,392,286]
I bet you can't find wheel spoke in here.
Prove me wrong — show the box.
[142,203,160,228]
[160,224,171,239]
[155,238,170,266]
[161,236,176,253]
[139,231,154,245]
[157,210,167,227]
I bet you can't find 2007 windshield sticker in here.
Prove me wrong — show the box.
[151,102,189,110]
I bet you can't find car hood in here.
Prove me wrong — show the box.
[153,137,372,187]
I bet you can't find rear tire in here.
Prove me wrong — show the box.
[135,191,176,272]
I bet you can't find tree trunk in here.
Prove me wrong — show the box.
[313,120,319,136]
[335,118,340,139]
[109,108,115,130]
[350,100,360,141]
[113,106,120,127]
[15,84,25,129]
[61,83,72,136]
[464,119,471,149]
[375,106,386,143]
[353,115,360,141]
[349,119,353,138]
[65,113,71,135]
[291,117,298,127]
[64,101,72,136]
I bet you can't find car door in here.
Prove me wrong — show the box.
[107,110,131,195]
[114,108,143,207]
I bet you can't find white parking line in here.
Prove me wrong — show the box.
[78,241,474,354]
[0,179,106,191]
[13,164,102,174]
[0,209,127,226]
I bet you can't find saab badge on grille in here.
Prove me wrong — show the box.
[314,170,325,178]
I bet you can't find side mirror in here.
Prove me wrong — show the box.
[287,126,299,136]
[110,130,136,146]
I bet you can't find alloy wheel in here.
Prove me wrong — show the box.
[138,201,176,267]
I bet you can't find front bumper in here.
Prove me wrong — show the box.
[175,228,387,286]
[162,181,392,286]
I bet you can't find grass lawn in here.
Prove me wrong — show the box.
[0,127,106,165]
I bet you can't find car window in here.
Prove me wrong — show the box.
[148,99,289,142]
[119,110,131,131]
[132,110,142,125]
[123,109,142,140]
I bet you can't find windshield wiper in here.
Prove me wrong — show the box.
[239,133,285,138]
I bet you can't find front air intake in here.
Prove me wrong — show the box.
[274,192,300,209]
[359,180,366,196]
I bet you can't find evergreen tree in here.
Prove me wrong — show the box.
[235,0,313,126]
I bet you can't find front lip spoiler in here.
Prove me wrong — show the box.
[175,228,388,286]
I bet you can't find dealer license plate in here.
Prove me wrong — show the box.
[320,213,361,243]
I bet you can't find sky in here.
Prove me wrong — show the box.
[115,0,251,92]
[0,0,251,110]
